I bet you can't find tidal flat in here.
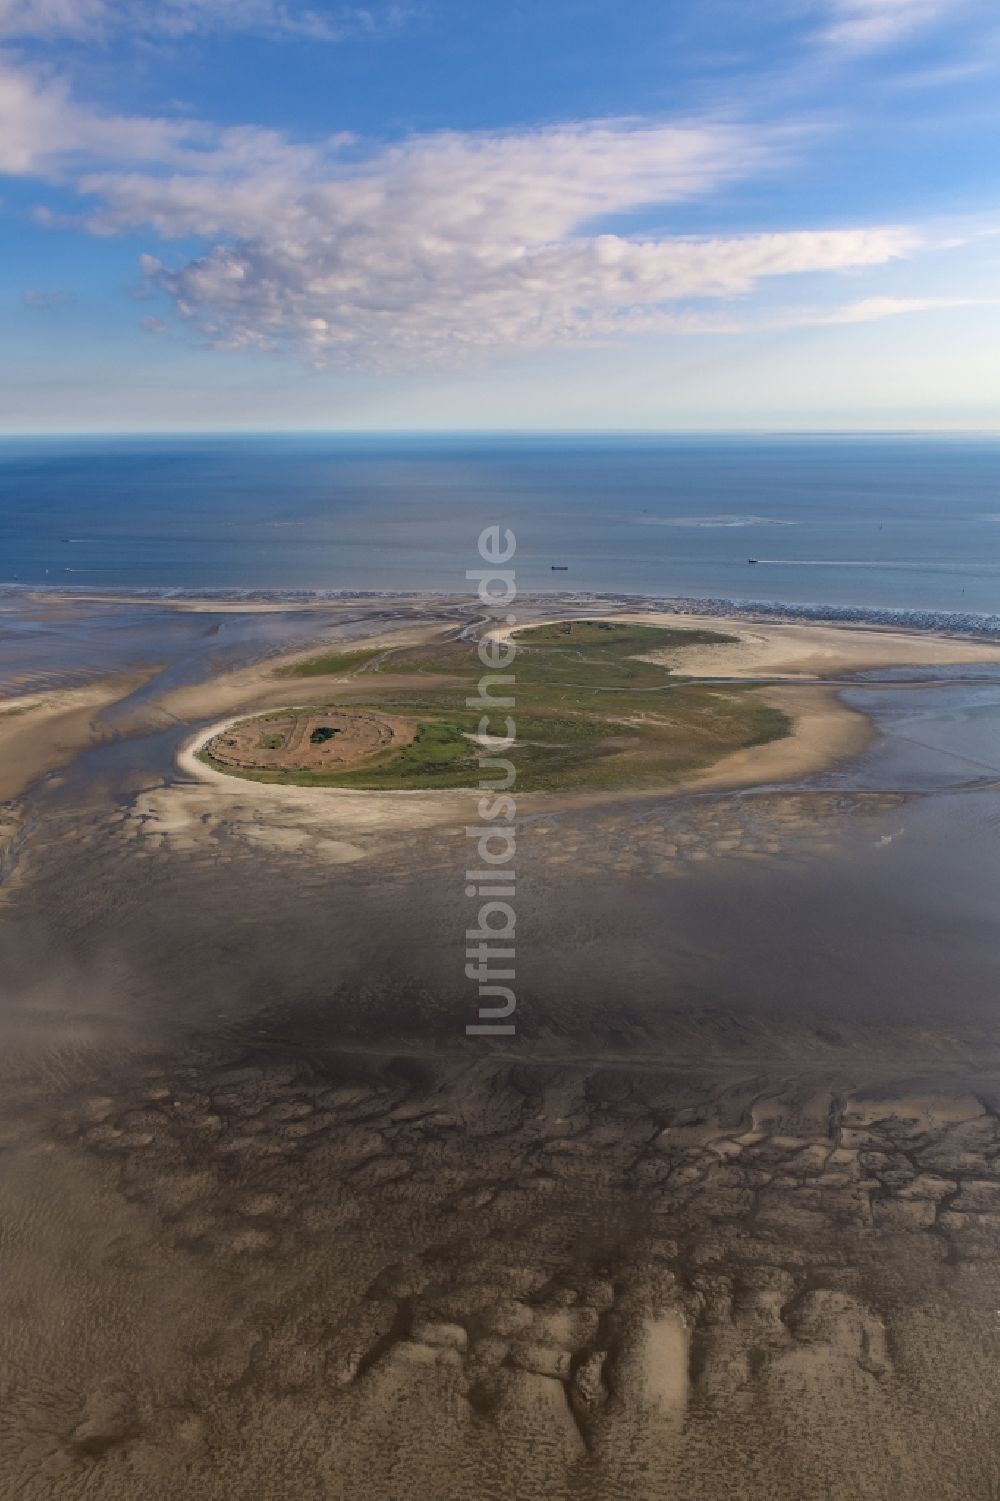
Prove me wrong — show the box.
[4,590,1000,1499]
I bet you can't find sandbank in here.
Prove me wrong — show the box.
[171,611,1000,819]
[0,675,149,802]
[612,611,1000,678]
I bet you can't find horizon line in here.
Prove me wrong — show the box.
[3,426,1000,441]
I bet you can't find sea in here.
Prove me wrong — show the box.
[2,433,1000,627]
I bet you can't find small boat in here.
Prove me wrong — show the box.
[551,564,569,571]
[747,557,759,565]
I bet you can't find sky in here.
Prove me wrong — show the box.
[0,0,999,432]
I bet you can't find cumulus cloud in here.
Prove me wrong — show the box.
[115,122,913,367]
[0,49,925,367]
[72,112,918,367]
[0,0,397,42]
[140,222,916,366]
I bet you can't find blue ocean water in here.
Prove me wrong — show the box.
[2,433,1000,621]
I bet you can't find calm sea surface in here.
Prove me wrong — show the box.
[3,434,1000,620]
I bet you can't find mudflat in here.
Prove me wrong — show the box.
[4,591,1000,1500]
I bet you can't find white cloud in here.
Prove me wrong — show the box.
[821,0,958,50]
[112,122,914,367]
[815,294,988,322]
[0,0,398,42]
[80,118,778,238]
[0,52,329,176]
[0,49,924,367]
[0,0,100,40]
[141,223,916,366]
[0,56,182,172]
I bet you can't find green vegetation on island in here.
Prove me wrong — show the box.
[0,702,44,718]
[275,647,383,677]
[200,619,790,793]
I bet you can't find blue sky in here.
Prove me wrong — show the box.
[1,0,999,431]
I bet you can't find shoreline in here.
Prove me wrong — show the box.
[8,583,1000,639]
[171,601,1000,819]
[0,672,152,803]
[603,610,1000,678]
[686,683,874,792]
[9,598,1000,839]
[175,680,873,821]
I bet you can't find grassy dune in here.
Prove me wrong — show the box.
[202,621,789,792]
[275,647,383,677]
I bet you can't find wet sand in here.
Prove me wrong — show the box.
[169,679,872,846]
[689,683,874,790]
[5,592,1000,1499]
[625,611,1000,677]
[0,673,151,801]
[150,621,459,728]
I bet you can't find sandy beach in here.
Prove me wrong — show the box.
[687,683,874,790]
[493,609,1000,679]
[107,605,993,865]
[625,611,1000,678]
[12,590,420,615]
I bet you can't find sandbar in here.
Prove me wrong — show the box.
[0,674,149,802]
